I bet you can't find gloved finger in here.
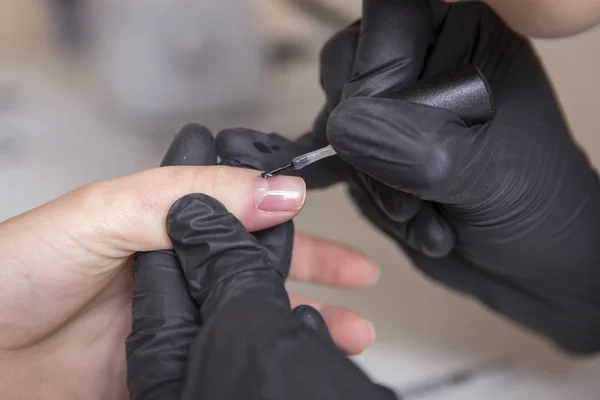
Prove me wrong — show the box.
[126,251,199,400]
[293,304,333,343]
[348,185,455,258]
[161,124,217,167]
[253,222,295,280]
[358,172,422,223]
[216,127,344,189]
[167,193,290,313]
[216,128,300,171]
[289,232,380,288]
[357,172,454,257]
[329,97,479,204]
[127,124,216,400]
[396,203,455,259]
[289,293,376,355]
[341,0,430,100]
[319,20,360,110]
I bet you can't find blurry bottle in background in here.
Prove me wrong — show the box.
[82,0,264,121]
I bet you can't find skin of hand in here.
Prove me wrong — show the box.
[445,0,600,37]
[0,126,378,400]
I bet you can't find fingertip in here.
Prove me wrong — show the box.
[348,258,381,287]
[293,305,332,340]
[287,295,376,354]
[182,166,304,231]
[320,307,376,355]
[410,206,455,258]
[215,128,265,170]
[326,97,380,154]
[366,176,422,222]
[216,128,297,172]
[329,99,457,194]
[253,175,306,214]
[367,261,382,285]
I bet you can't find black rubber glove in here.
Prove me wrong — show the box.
[216,0,600,354]
[125,123,219,400]
[127,192,399,400]
[126,124,398,399]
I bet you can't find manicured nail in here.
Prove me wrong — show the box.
[254,176,306,212]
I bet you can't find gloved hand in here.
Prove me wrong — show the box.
[126,193,398,400]
[216,0,600,353]
[132,123,378,359]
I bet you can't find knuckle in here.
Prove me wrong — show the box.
[205,165,227,202]
[190,165,241,211]
[134,168,181,214]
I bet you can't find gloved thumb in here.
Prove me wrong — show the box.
[293,305,333,343]
[328,97,481,204]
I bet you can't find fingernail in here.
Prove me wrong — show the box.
[369,261,381,284]
[254,176,306,212]
[363,320,377,345]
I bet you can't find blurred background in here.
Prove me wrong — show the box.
[1,0,599,398]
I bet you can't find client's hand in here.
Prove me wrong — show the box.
[0,125,378,400]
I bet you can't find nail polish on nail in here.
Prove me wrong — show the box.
[254,176,306,212]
